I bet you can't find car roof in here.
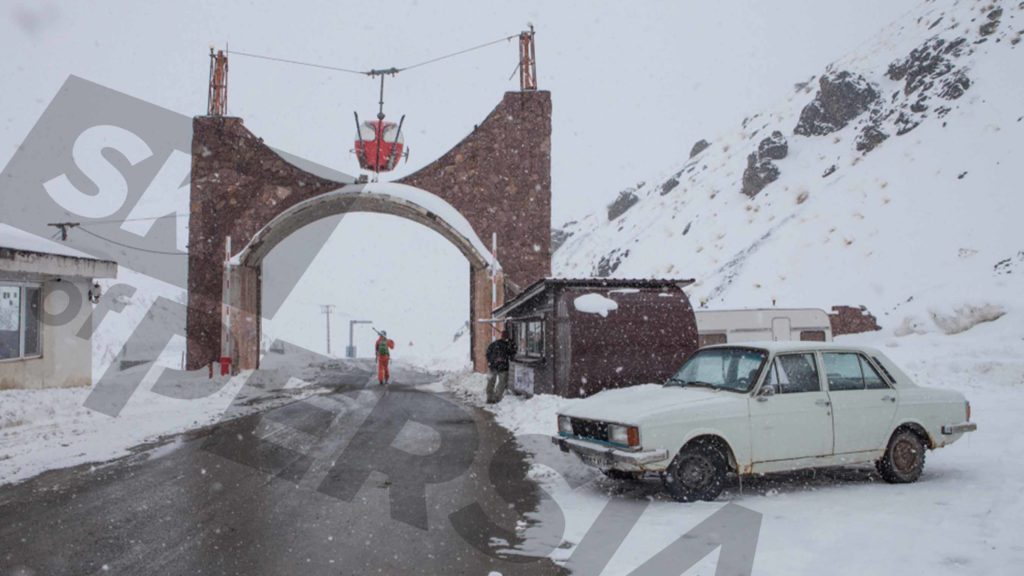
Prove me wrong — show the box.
[700,341,884,355]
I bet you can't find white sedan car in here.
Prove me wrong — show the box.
[554,342,976,502]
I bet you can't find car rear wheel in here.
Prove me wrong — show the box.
[877,429,927,483]
[661,442,728,502]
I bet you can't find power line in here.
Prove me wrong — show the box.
[76,226,188,256]
[84,213,188,225]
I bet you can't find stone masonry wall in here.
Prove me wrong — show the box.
[187,91,552,369]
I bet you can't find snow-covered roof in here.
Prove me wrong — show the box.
[0,224,117,279]
[0,224,94,259]
[494,277,695,318]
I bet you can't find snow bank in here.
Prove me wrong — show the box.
[928,303,1006,335]
[573,293,619,318]
[0,352,342,486]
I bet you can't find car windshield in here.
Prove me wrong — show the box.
[666,347,768,392]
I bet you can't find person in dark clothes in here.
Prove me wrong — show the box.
[485,329,517,403]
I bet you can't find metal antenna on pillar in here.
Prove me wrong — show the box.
[518,25,537,91]
[208,47,229,116]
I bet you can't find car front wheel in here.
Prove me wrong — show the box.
[877,429,927,483]
[661,442,728,502]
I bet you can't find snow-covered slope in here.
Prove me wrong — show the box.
[555,0,1023,335]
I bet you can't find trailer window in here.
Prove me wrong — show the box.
[799,330,826,342]
[698,333,727,347]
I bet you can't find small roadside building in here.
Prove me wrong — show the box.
[0,234,116,389]
[492,278,698,398]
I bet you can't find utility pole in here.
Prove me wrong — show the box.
[208,47,229,116]
[47,222,79,241]
[320,304,336,355]
[347,320,373,358]
[518,25,537,91]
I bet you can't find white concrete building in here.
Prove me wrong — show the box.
[0,235,116,389]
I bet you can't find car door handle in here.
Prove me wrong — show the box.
[882,395,896,403]
[815,399,831,407]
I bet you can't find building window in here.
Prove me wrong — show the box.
[513,319,545,358]
[0,284,42,360]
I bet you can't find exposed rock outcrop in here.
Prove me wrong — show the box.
[659,176,680,196]
[887,36,969,98]
[757,130,789,160]
[979,7,1002,36]
[595,248,630,277]
[856,124,889,153]
[689,139,711,158]
[794,71,879,136]
[551,226,574,253]
[607,188,640,221]
[742,131,787,197]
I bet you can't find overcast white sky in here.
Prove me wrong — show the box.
[0,0,924,359]
[2,0,923,222]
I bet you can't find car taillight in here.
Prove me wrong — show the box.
[966,401,971,422]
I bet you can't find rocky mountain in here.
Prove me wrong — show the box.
[554,0,1023,335]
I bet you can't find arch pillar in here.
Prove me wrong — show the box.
[223,263,260,371]
[469,265,506,372]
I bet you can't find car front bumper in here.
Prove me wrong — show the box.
[941,422,977,435]
[552,436,670,471]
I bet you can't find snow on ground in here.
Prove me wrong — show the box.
[443,313,1024,575]
[0,348,355,487]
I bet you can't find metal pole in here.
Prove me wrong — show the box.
[320,304,336,355]
[347,320,372,358]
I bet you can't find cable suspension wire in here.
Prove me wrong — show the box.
[230,32,520,77]
[396,34,518,73]
[229,50,367,75]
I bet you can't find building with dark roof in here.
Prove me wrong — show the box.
[492,278,698,398]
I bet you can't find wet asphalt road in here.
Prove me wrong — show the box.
[0,362,568,576]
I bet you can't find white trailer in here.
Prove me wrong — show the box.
[694,308,832,347]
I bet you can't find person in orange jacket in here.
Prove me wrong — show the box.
[374,330,395,385]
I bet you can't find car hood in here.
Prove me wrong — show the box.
[559,384,744,424]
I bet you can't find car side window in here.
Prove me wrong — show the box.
[764,353,821,394]
[822,352,891,391]
[823,353,866,391]
[860,356,889,390]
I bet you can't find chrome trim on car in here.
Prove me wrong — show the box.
[552,436,669,466]
[941,422,977,435]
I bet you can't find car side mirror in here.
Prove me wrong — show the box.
[757,385,776,401]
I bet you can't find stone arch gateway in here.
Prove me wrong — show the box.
[186,91,552,372]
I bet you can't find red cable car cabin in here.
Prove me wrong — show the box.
[355,119,405,173]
